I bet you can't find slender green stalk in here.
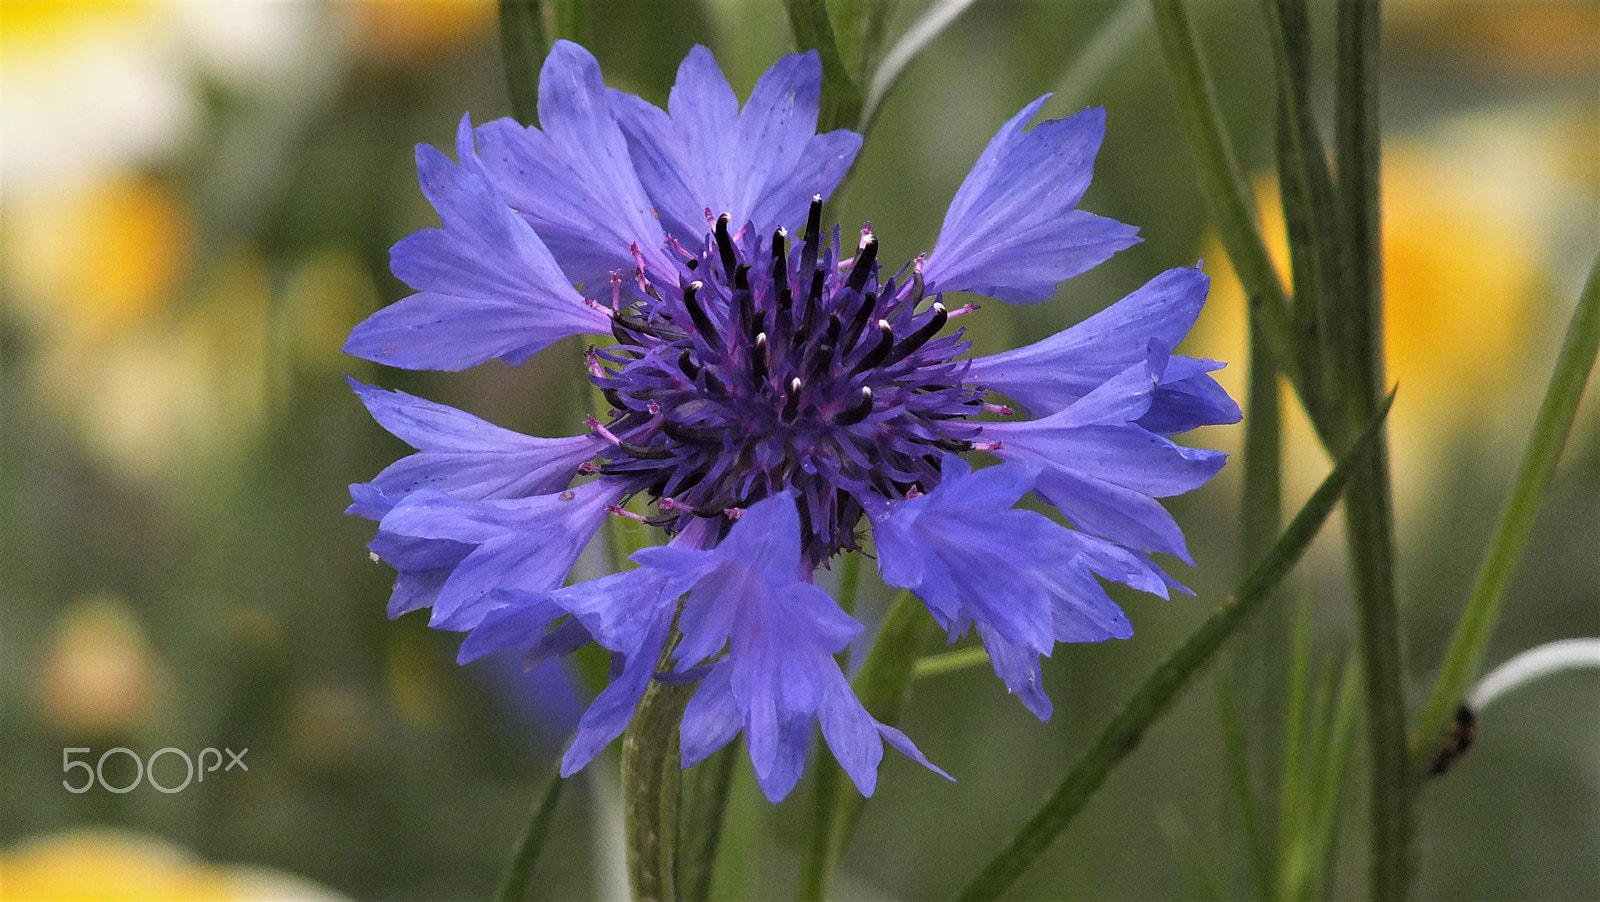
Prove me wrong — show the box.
[1049,0,1151,114]
[1294,661,1360,902]
[1216,672,1273,902]
[799,592,933,902]
[497,0,589,125]
[493,767,567,902]
[1273,601,1316,901]
[1327,4,1412,898]
[912,645,991,680]
[549,0,589,46]
[623,678,696,902]
[1147,0,1312,414]
[950,392,1394,902]
[827,0,898,88]
[1342,446,1408,901]
[1263,0,1348,416]
[784,0,863,132]
[1225,314,1286,899]
[1411,253,1600,768]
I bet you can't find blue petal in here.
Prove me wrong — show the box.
[611,46,862,241]
[966,267,1226,417]
[375,480,622,630]
[348,378,601,505]
[976,620,1053,720]
[627,494,940,802]
[455,591,572,664]
[922,103,1140,303]
[1138,357,1242,435]
[665,45,741,227]
[344,128,613,370]
[561,603,675,776]
[980,372,1227,562]
[984,422,1226,498]
[868,455,1168,720]
[734,52,860,233]
[473,42,673,286]
[679,664,742,768]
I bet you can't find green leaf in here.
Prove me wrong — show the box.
[1411,252,1600,768]
[784,0,864,132]
[949,390,1395,902]
[493,766,566,902]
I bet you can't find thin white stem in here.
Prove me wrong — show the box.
[1467,638,1600,712]
[861,0,982,132]
[1051,0,1150,112]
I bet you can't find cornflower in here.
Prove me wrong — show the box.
[345,41,1239,801]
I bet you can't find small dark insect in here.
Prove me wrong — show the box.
[1428,703,1478,776]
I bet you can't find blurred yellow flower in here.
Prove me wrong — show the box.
[36,595,166,738]
[0,831,348,901]
[5,174,192,344]
[339,0,495,66]
[1187,122,1583,515]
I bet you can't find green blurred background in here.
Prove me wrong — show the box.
[2,1,1596,899]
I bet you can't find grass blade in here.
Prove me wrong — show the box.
[493,766,567,902]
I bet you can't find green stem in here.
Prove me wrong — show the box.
[1329,3,1411,898]
[798,592,933,902]
[1342,438,1409,901]
[493,767,566,902]
[949,392,1394,902]
[1147,0,1314,415]
[1411,253,1600,768]
[497,0,589,125]
[912,645,991,680]
[623,678,695,902]
[860,0,981,135]
[836,551,864,618]
[498,0,547,124]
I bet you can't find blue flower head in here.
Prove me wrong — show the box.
[345,41,1239,801]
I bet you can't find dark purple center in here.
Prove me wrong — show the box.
[591,197,981,565]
